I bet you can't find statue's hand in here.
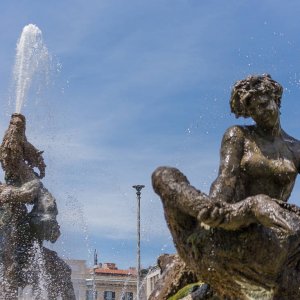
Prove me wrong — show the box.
[21,179,42,194]
[24,143,46,178]
[37,159,46,179]
[0,179,42,204]
[197,195,293,232]
[197,202,225,228]
[19,179,42,204]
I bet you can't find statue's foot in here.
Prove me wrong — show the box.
[250,195,294,232]
[197,194,295,232]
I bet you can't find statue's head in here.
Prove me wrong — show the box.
[10,113,26,134]
[230,74,283,118]
[10,113,26,126]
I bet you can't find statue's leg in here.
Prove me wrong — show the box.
[152,166,300,299]
[152,166,211,259]
[1,224,20,300]
[152,166,296,232]
[2,262,18,300]
[2,267,19,299]
[0,204,35,300]
[42,247,76,300]
[152,166,210,218]
[2,285,18,300]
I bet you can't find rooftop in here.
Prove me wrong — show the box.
[94,268,137,276]
[91,262,137,276]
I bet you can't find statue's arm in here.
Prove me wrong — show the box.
[209,126,244,202]
[23,140,46,178]
[279,131,300,176]
[199,194,294,232]
[293,140,300,174]
[0,180,41,204]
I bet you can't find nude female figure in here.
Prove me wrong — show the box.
[152,74,300,299]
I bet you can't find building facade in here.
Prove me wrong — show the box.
[67,259,88,300]
[144,265,161,299]
[66,260,138,300]
[86,263,137,300]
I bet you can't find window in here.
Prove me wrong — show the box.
[86,290,97,300]
[104,291,115,300]
[122,292,133,300]
[150,274,159,291]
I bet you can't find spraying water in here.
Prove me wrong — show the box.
[13,24,50,113]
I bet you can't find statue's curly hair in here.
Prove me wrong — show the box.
[230,74,283,118]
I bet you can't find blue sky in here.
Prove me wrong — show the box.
[1,0,300,269]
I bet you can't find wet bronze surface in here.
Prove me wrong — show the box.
[153,75,300,299]
[0,113,75,299]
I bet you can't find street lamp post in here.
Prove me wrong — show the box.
[92,249,98,300]
[132,185,145,300]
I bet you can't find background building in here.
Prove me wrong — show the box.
[66,260,161,300]
[66,260,138,300]
[86,262,137,300]
[145,265,161,299]
[67,259,89,300]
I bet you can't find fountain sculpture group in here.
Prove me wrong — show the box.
[153,74,300,299]
[0,23,76,299]
[2,22,300,300]
[0,113,75,299]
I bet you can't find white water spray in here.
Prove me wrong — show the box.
[13,24,50,113]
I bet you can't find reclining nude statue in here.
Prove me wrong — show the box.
[152,74,300,299]
[0,113,75,299]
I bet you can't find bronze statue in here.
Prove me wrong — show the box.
[0,113,75,299]
[152,74,300,299]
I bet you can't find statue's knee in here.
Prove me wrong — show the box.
[152,166,170,183]
[152,166,189,193]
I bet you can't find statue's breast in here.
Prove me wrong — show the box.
[241,138,297,186]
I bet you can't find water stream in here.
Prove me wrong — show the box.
[13,24,50,113]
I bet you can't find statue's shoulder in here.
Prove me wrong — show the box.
[282,130,300,155]
[223,125,250,141]
[281,131,300,171]
[282,130,300,144]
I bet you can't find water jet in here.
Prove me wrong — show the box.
[0,24,75,300]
